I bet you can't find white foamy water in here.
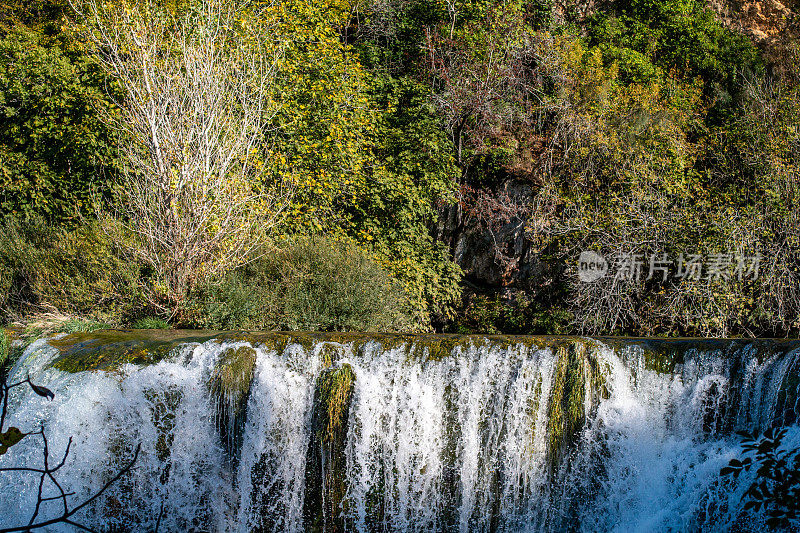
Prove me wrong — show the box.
[0,335,797,532]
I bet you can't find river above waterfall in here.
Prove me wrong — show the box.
[1,331,798,532]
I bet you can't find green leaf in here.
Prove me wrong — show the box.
[0,427,24,455]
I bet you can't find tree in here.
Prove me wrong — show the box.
[71,0,294,316]
[257,0,463,327]
[0,19,119,223]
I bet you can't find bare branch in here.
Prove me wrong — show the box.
[71,0,295,313]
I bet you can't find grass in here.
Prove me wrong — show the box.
[0,328,9,371]
[131,316,170,330]
[1,313,112,371]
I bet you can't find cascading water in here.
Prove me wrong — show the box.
[0,331,798,532]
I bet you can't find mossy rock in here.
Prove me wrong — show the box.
[598,337,800,374]
[304,363,356,533]
[546,340,610,472]
[233,332,594,364]
[48,329,222,373]
[208,345,257,460]
[44,329,800,377]
[146,385,182,469]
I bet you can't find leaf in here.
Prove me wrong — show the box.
[28,380,54,401]
[743,500,758,511]
[0,427,24,455]
[766,517,784,528]
[720,466,738,476]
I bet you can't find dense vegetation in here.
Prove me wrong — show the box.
[0,0,797,337]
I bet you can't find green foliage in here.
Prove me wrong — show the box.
[44,318,110,333]
[721,428,800,529]
[447,292,572,335]
[0,0,68,31]
[0,0,791,336]
[269,236,412,331]
[0,425,24,455]
[525,0,552,30]
[0,217,144,323]
[260,0,463,326]
[351,76,462,324]
[190,236,414,332]
[0,22,119,223]
[0,328,9,370]
[588,0,761,91]
[261,0,374,234]
[131,317,170,330]
[354,0,494,75]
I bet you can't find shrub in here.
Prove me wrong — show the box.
[0,21,120,224]
[131,316,170,330]
[0,216,145,324]
[189,236,414,332]
[446,292,573,335]
[588,0,761,91]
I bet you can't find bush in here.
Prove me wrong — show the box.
[446,292,573,335]
[188,236,414,332]
[131,316,170,330]
[588,0,761,91]
[0,216,145,324]
[0,21,120,224]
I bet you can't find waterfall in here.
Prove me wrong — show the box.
[1,332,798,532]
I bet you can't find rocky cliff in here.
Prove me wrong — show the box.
[707,0,798,64]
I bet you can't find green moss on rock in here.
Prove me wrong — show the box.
[304,363,356,533]
[208,345,257,459]
[546,341,609,472]
[49,329,221,372]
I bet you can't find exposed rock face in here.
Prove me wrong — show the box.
[551,0,603,23]
[437,181,542,293]
[707,0,798,41]
[707,0,799,65]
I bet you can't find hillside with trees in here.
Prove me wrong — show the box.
[0,0,798,339]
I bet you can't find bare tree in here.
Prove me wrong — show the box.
[72,0,294,315]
